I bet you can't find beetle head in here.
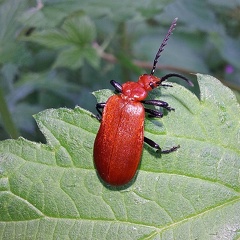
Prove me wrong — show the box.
[138,74,161,91]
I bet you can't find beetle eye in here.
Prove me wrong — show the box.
[149,82,155,89]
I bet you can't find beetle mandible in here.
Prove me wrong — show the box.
[93,18,193,186]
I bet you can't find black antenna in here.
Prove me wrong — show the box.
[150,18,178,75]
[161,73,194,86]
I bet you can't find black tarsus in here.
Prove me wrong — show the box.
[161,145,180,154]
[150,18,178,75]
[144,137,180,154]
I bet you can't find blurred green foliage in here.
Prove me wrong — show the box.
[0,0,239,141]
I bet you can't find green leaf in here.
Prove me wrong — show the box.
[24,29,68,49]
[160,0,221,32]
[18,2,70,28]
[0,0,31,65]
[53,46,99,69]
[61,13,96,45]
[53,46,85,69]
[0,74,240,239]
[25,14,96,48]
[23,13,99,69]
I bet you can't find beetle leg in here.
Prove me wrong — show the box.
[96,102,106,115]
[145,108,163,118]
[142,100,174,111]
[144,137,180,153]
[110,80,122,93]
[161,83,173,87]
[144,137,160,150]
[96,102,106,121]
[160,145,180,153]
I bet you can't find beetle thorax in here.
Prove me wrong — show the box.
[121,82,148,101]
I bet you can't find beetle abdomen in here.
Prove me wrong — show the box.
[94,95,145,186]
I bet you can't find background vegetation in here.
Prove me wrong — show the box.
[0,1,240,239]
[0,0,240,141]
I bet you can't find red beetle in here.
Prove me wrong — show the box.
[94,18,193,186]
